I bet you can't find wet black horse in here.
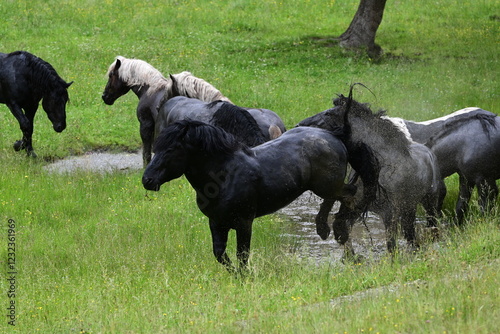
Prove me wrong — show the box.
[390,108,500,224]
[298,90,443,254]
[155,96,283,147]
[142,120,348,271]
[0,51,72,157]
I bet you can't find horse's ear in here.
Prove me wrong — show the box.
[169,74,177,83]
[66,81,73,88]
[115,58,122,70]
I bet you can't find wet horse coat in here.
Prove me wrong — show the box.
[142,120,348,270]
[394,108,500,223]
[298,93,443,253]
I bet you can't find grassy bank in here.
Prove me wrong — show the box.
[1,0,499,332]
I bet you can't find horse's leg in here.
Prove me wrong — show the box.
[235,221,253,271]
[401,206,418,251]
[22,107,37,157]
[138,109,155,167]
[315,199,335,240]
[8,103,37,157]
[456,175,473,225]
[209,220,233,272]
[382,209,398,253]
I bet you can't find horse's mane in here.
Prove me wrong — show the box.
[154,119,246,156]
[334,94,412,156]
[170,71,232,103]
[426,113,498,146]
[210,102,267,147]
[15,51,69,95]
[107,56,170,95]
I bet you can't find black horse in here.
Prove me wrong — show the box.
[155,97,278,148]
[142,120,349,271]
[298,89,443,254]
[0,51,72,157]
[390,108,500,224]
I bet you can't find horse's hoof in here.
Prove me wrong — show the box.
[13,140,24,151]
[27,150,38,158]
[316,224,330,240]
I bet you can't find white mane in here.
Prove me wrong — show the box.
[171,71,232,103]
[107,56,232,102]
[107,56,170,96]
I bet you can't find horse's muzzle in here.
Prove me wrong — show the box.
[53,123,66,133]
[142,177,160,191]
[102,94,115,105]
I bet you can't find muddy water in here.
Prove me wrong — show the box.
[277,191,388,263]
[45,152,390,262]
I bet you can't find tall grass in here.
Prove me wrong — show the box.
[0,0,499,332]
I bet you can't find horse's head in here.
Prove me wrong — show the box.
[297,106,346,133]
[102,58,131,105]
[42,81,72,132]
[142,122,190,191]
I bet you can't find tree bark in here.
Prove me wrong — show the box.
[338,0,387,57]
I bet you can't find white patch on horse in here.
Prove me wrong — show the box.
[383,116,413,141]
[418,107,481,125]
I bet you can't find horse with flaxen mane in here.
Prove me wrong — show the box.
[298,86,443,255]
[102,56,285,166]
[0,51,72,157]
[142,120,348,272]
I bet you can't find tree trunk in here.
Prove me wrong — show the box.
[338,0,387,57]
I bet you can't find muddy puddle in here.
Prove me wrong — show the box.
[45,152,391,262]
[44,151,143,173]
[277,191,388,263]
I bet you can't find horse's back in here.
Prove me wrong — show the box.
[253,127,347,200]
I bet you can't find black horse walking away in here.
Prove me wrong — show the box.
[143,120,349,271]
[0,51,72,157]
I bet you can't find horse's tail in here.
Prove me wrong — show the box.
[268,125,282,139]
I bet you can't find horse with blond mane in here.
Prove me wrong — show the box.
[102,56,285,166]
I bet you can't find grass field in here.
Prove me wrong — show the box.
[1,0,499,332]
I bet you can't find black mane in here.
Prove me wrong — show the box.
[154,119,247,156]
[210,102,267,147]
[14,51,69,96]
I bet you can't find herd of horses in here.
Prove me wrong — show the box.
[2,50,498,272]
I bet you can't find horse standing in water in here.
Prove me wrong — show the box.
[389,108,500,224]
[102,56,285,166]
[142,120,348,271]
[298,90,443,255]
[0,51,72,157]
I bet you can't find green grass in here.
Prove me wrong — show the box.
[0,0,499,332]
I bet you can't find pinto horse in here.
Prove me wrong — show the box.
[0,51,72,157]
[391,108,500,224]
[102,56,285,166]
[298,89,443,254]
[142,120,348,271]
